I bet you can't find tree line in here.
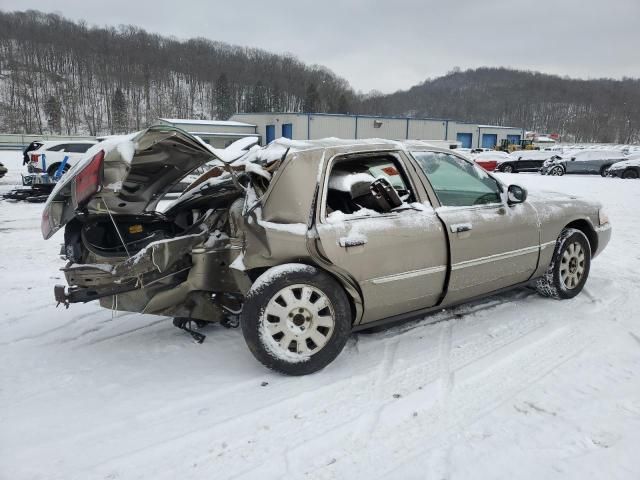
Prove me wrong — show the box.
[0,10,639,143]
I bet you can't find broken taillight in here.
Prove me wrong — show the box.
[72,150,104,207]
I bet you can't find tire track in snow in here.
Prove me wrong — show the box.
[311,320,598,480]
[0,312,99,345]
[353,337,401,438]
[433,320,455,480]
[218,310,548,479]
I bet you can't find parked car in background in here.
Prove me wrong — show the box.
[43,127,611,375]
[27,140,98,176]
[455,148,474,156]
[607,158,640,179]
[540,150,627,176]
[0,161,7,178]
[471,150,512,171]
[498,151,560,173]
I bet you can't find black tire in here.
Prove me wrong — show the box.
[47,163,71,177]
[536,228,591,299]
[549,165,565,176]
[622,169,639,179]
[241,264,352,375]
[501,163,515,173]
[600,165,611,177]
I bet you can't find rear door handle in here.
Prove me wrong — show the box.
[451,223,472,233]
[339,237,368,248]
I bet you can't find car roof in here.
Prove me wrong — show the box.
[258,138,461,225]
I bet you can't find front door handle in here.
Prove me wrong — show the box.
[451,223,472,233]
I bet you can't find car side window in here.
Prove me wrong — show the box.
[412,151,502,207]
[325,154,415,219]
[67,143,93,153]
[47,144,67,152]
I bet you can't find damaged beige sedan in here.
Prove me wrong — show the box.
[43,126,611,375]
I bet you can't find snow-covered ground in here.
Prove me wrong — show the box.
[1,149,639,480]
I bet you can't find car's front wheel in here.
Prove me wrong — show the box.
[241,264,352,375]
[536,228,591,299]
[600,165,611,177]
[549,165,565,176]
[622,168,639,179]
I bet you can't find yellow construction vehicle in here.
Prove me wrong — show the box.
[496,139,538,152]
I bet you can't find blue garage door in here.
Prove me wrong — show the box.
[482,134,498,148]
[507,134,521,144]
[456,132,473,148]
[266,124,275,144]
[282,123,293,139]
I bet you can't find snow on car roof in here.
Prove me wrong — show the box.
[227,138,457,171]
[511,151,557,160]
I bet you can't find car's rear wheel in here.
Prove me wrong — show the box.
[600,165,611,177]
[536,228,591,299]
[241,264,352,375]
[623,169,639,179]
[501,164,515,173]
[549,166,565,176]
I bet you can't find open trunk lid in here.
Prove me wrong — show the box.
[42,126,232,239]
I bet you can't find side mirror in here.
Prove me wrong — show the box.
[507,184,527,205]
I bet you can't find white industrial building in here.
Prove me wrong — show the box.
[231,112,524,149]
[157,118,259,148]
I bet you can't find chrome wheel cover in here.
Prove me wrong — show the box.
[559,241,586,290]
[550,166,563,176]
[260,284,335,359]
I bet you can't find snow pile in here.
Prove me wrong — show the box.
[242,159,271,180]
[194,135,260,164]
[326,207,381,223]
[233,142,288,166]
